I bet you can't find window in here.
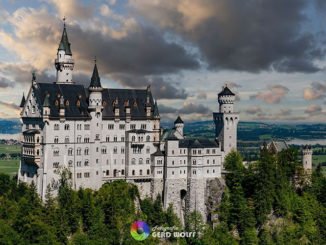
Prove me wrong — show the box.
[132,170,135,176]
[77,161,81,167]
[146,136,150,142]
[130,124,136,130]
[54,137,59,143]
[68,148,73,156]
[114,136,117,142]
[65,136,69,143]
[64,124,70,130]
[207,159,209,164]
[193,160,196,165]
[206,149,210,154]
[54,124,59,130]
[108,124,114,130]
[172,161,174,165]
[84,172,90,178]
[77,173,82,178]
[146,158,150,164]
[84,148,89,155]
[96,134,100,140]
[77,136,82,143]
[113,147,117,154]
[68,160,73,167]
[147,169,150,175]
[121,147,125,154]
[84,160,89,166]
[106,170,109,176]
[53,149,59,156]
[141,124,146,130]
[119,124,125,130]
[121,137,125,142]
[132,136,136,142]
[212,149,216,154]
[102,147,107,154]
[53,162,59,168]
[213,159,215,164]
[172,171,174,175]
[139,158,143,165]
[213,169,215,173]
[132,158,136,165]
[193,150,196,154]
[121,169,125,175]
[96,159,99,164]
[77,148,81,155]
[146,147,150,154]
[140,169,143,175]
[106,136,109,142]
[84,137,89,143]
[172,150,174,155]
[84,124,90,130]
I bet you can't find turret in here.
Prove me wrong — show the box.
[302,145,313,173]
[43,94,50,122]
[55,18,74,84]
[174,116,184,138]
[88,61,103,113]
[214,84,239,155]
[218,84,235,113]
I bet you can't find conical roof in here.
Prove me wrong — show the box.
[174,116,183,124]
[89,63,101,88]
[20,94,26,108]
[58,25,72,55]
[218,86,235,96]
[153,100,159,117]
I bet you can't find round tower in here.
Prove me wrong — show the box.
[302,145,313,172]
[88,61,103,112]
[218,84,236,113]
[174,116,184,138]
[55,18,74,84]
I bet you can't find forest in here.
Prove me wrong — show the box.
[0,148,326,244]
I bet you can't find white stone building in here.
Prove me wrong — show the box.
[18,23,239,223]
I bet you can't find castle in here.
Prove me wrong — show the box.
[18,23,239,222]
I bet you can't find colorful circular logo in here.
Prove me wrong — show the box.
[130,221,150,241]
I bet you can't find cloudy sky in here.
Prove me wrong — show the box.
[1,0,326,123]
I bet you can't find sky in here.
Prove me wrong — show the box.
[1,0,326,123]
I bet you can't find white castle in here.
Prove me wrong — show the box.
[17,24,239,222]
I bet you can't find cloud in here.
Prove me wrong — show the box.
[131,0,324,73]
[252,85,289,104]
[0,77,14,88]
[225,82,241,88]
[0,101,20,111]
[46,0,94,21]
[305,104,322,115]
[245,105,261,115]
[303,82,326,101]
[276,108,292,116]
[158,104,178,114]
[178,102,210,114]
[197,91,207,99]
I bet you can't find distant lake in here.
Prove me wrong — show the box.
[287,138,326,145]
[0,134,20,140]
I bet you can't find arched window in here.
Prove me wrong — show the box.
[132,136,136,142]
[146,147,150,154]
[146,158,150,164]
[84,148,89,155]
[77,148,81,155]
[147,169,150,175]
[68,160,73,167]
[139,158,143,165]
[139,170,143,176]
[65,100,69,106]
[84,160,89,166]
[68,148,73,156]
[131,158,136,165]
[146,136,150,142]
[132,170,135,175]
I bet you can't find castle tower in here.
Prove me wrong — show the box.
[55,19,74,84]
[88,61,103,112]
[213,85,239,155]
[174,116,184,139]
[302,145,313,172]
[153,100,160,143]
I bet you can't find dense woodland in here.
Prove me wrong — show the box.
[0,148,326,244]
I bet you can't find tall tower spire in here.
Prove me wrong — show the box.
[55,18,74,84]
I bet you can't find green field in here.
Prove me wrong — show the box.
[0,144,20,154]
[0,159,19,176]
[0,143,20,176]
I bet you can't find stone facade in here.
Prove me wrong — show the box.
[18,23,239,223]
